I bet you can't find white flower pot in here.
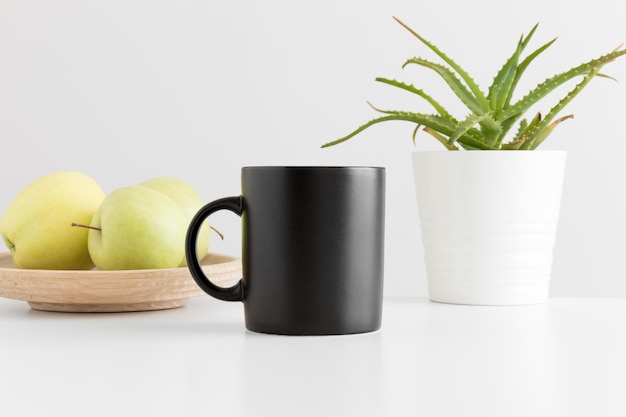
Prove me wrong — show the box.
[412,151,567,305]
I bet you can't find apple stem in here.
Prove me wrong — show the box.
[71,222,101,232]
[210,225,224,240]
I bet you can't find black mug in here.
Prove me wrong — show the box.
[185,166,385,335]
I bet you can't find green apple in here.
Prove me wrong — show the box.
[138,177,210,266]
[86,186,188,270]
[0,171,105,269]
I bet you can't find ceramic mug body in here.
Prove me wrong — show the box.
[186,166,386,335]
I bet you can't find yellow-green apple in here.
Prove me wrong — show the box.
[0,171,105,269]
[138,177,210,266]
[85,186,188,270]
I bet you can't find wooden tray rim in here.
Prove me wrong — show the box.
[0,252,241,311]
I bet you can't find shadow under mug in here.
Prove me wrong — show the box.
[185,166,386,335]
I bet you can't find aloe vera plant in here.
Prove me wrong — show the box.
[322,17,626,150]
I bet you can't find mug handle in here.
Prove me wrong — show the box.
[185,196,244,302]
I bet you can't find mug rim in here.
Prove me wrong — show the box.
[242,166,384,170]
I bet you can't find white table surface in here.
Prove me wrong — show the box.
[1,296,625,417]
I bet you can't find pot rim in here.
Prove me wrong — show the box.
[410,150,567,154]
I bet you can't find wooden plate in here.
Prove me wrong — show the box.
[0,252,241,313]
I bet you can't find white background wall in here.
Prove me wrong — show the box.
[1,0,625,297]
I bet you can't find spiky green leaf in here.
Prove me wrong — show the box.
[505,37,557,109]
[423,127,459,150]
[449,113,491,146]
[502,139,526,150]
[392,16,490,112]
[375,77,454,119]
[320,112,495,149]
[502,48,626,121]
[403,57,485,115]
[488,35,523,116]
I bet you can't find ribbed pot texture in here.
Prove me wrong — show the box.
[412,151,567,305]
